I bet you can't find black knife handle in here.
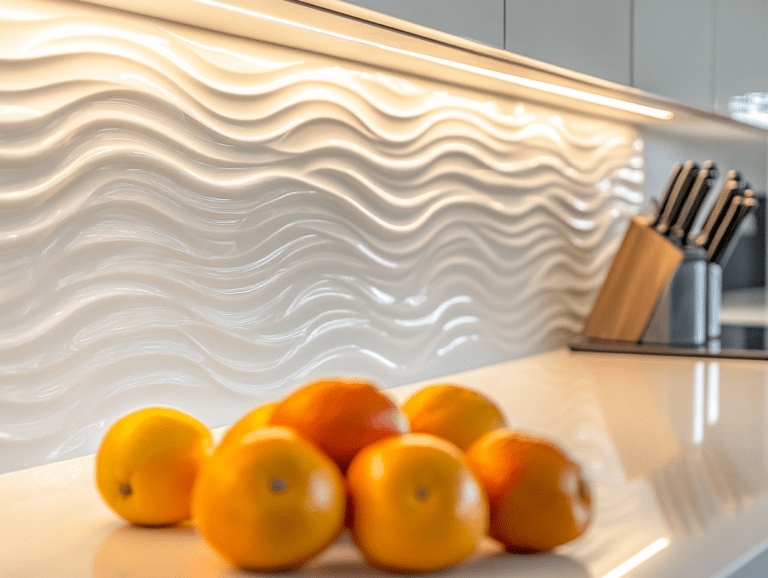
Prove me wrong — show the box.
[656,160,698,236]
[692,178,741,249]
[651,162,684,228]
[671,160,718,242]
[707,194,757,264]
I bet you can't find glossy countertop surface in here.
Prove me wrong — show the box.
[4,348,768,578]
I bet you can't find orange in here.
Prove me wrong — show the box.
[346,433,489,573]
[401,384,506,451]
[269,378,408,472]
[192,425,345,572]
[466,429,592,553]
[217,401,277,449]
[95,407,213,526]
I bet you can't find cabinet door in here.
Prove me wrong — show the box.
[714,0,768,115]
[341,0,505,48]
[504,0,631,85]
[633,0,714,108]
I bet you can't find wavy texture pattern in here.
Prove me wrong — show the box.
[0,0,643,472]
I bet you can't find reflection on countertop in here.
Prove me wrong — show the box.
[90,525,590,578]
[5,348,768,577]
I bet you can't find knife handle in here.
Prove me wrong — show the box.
[692,178,741,249]
[706,194,756,264]
[656,160,698,236]
[671,160,717,242]
[651,162,684,228]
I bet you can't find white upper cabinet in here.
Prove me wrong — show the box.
[342,0,768,121]
[339,0,505,48]
[633,0,714,108]
[634,0,768,114]
[713,0,768,114]
[504,0,631,85]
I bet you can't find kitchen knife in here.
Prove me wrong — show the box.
[706,191,757,264]
[671,160,718,242]
[651,162,684,228]
[691,177,742,249]
[655,160,699,237]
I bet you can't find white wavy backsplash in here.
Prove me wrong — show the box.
[0,0,643,472]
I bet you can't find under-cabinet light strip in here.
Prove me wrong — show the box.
[194,0,673,120]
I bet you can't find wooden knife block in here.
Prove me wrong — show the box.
[582,216,685,342]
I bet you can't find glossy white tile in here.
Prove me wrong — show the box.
[0,0,642,473]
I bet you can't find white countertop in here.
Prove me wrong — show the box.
[5,347,768,578]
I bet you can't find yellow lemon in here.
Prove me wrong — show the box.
[95,407,213,526]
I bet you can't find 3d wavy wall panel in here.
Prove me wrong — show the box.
[0,0,643,472]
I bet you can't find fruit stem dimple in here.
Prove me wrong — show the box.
[270,476,287,494]
[119,483,132,497]
[415,486,429,501]
[578,477,590,504]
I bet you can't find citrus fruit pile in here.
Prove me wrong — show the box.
[95,379,592,573]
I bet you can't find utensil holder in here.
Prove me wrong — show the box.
[581,217,684,342]
[641,248,722,346]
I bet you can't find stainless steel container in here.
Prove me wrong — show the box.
[642,248,721,346]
